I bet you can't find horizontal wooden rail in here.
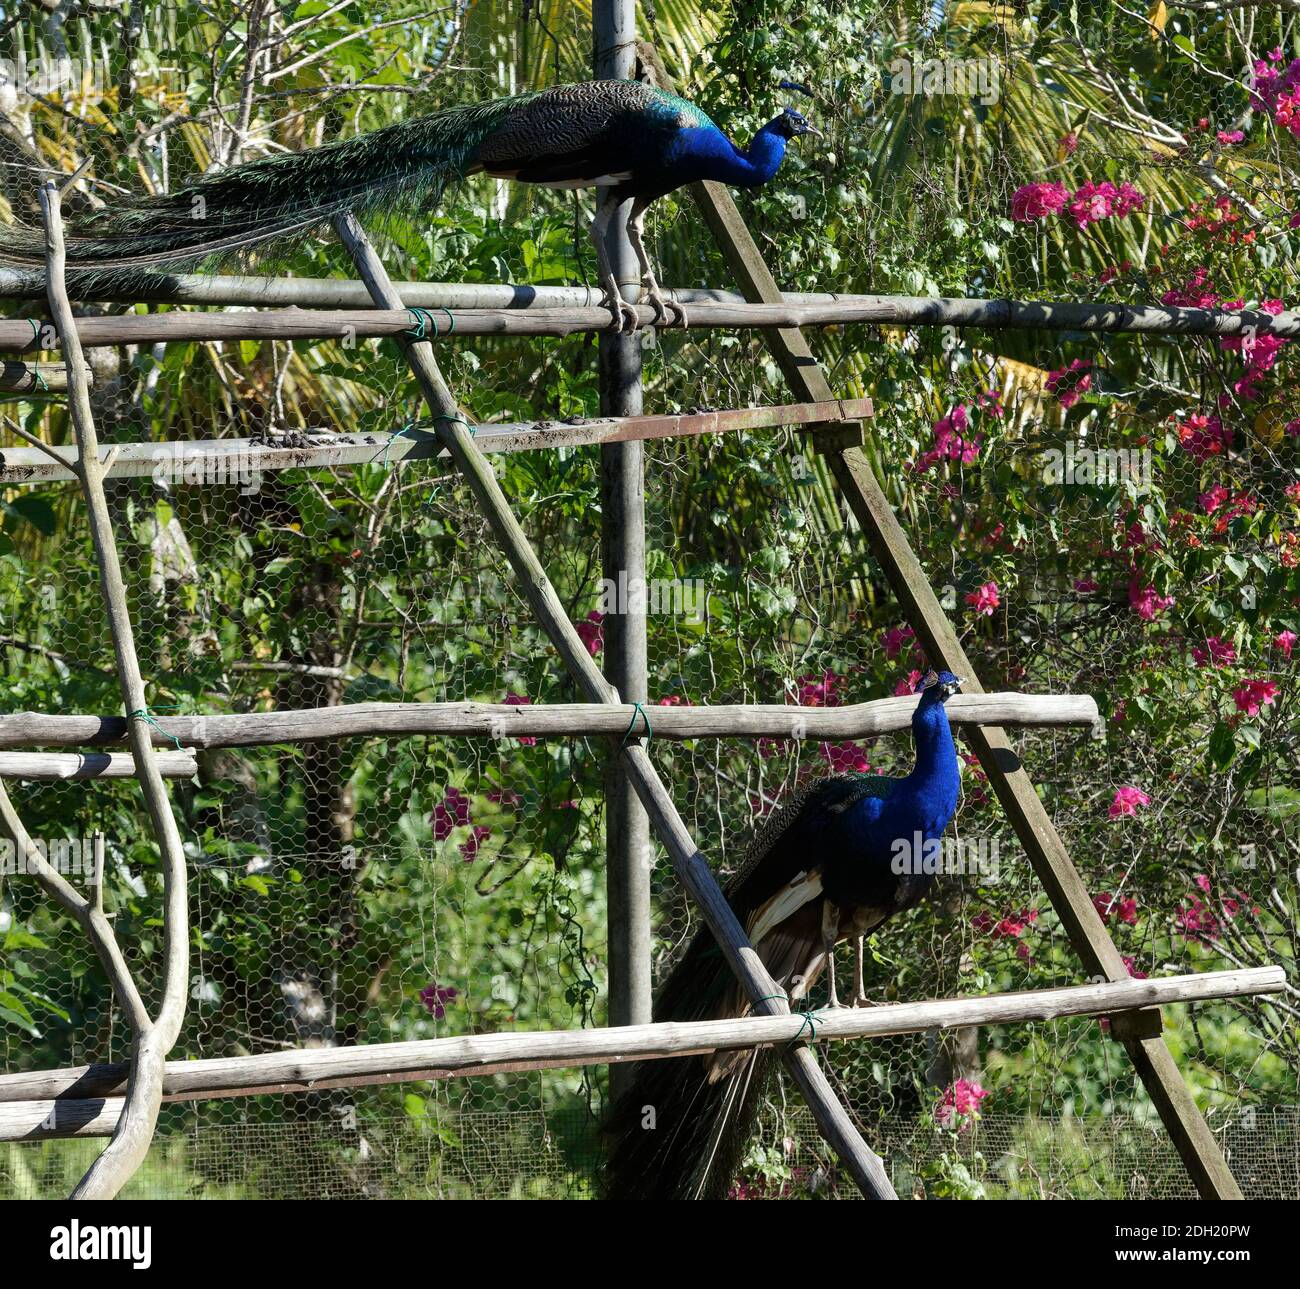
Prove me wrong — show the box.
[0,398,872,485]
[0,967,1282,1139]
[2,296,1298,353]
[0,751,197,779]
[0,693,1099,751]
[2,271,1298,340]
[0,361,85,394]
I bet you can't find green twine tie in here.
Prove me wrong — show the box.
[128,705,183,750]
[620,701,652,747]
[404,307,439,339]
[754,993,824,1043]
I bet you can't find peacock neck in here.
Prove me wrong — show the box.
[740,124,789,183]
[904,699,958,794]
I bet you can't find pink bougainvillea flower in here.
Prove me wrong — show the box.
[914,404,982,472]
[819,741,871,774]
[1192,636,1237,668]
[1073,577,1099,594]
[1287,482,1300,504]
[795,670,840,707]
[1045,358,1093,408]
[458,824,492,861]
[976,389,1006,417]
[419,983,459,1019]
[1059,131,1079,155]
[895,669,924,697]
[1127,577,1174,621]
[1233,679,1281,716]
[1274,629,1298,658]
[1011,181,1068,221]
[935,1078,990,1130]
[1109,786,1152,818]
[574,610,605,656]
[430,786,472,840]
[1216,130,1245,145]
[1114,182,1146,217]
[1067,180,1118,228]
[1175,412,1232,461]
[965,581,1000,617]
[1199,484,1230,514]
[1122,956,1149,980]
[882,624,916,660]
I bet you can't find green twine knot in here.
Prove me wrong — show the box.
[128,705,183,750]
[620,700,652,748]
[789,1007,826,1044]
[404,307,439,340]
[380,421,418,468]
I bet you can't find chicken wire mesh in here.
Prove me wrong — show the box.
[1,0,1298,1199]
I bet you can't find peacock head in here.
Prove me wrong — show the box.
[915,668,964,702]
[770,106,822,141]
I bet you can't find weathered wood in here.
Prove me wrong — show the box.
[672,78,1248,1200]
[0,751,197,779]
[334,210,896,1200]
[595,0,654,1069]
[0,1097,123,1141]
[0,968,1282,1124]
[0,361,86,394]
[0,398,874,486]
[3,297,1297,352]
[4,265,1298,339]
[0,693,1099,751]
[40,182,191,1202]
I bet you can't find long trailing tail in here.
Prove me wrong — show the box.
[601,929,773,1200]
[0,94,527,294]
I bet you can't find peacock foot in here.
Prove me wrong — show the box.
[644,284,688,329]
[853,995,900,1008]
[601,287,640,333]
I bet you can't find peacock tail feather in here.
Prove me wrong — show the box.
[0,92,539,294]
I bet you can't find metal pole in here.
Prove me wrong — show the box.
[593,1,652,1081]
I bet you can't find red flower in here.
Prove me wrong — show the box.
[935,1079,990,1130]
[1011,181,1068,221]
[419,983,459,1018]
[1109,786,1151,818]
[965,581,1000,617]
[1233,679,1280,716]
[574,611,605,656]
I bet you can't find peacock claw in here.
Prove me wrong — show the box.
[644,285,688,329]
[603,293,640,333]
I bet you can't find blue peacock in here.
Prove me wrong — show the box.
[0,80,818,327]
[602,667,965,1200]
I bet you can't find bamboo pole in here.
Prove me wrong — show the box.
[3,296,1298,352]
[0,751,197,779]
[332,209,897,1200]
[0,968,1283,1135]
[0,693,1100,751]
[38,182,191,1202]
[0,399,874,484]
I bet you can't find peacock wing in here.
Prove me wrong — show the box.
[474,80,714,186]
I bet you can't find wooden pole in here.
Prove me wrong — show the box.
[0,693,1100,750]
[594,0,653,1080]
[3,296,1299,352]
[652,43,1246,1199]
[0,968,1282,1121]
[0,751,197,779]
[0,398,874,485]
[39,182,191,1202]
[331,209,896,1200]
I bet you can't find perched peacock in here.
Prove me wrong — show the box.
[0,80,818,327]
[602,668,965,1200]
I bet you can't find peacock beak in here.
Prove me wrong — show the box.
[800,122,824,139]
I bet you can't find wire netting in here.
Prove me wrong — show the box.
[1,0,1297,1199]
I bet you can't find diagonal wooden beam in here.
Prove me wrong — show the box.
[644,46,1245,1202]
[331,211,897,1200]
